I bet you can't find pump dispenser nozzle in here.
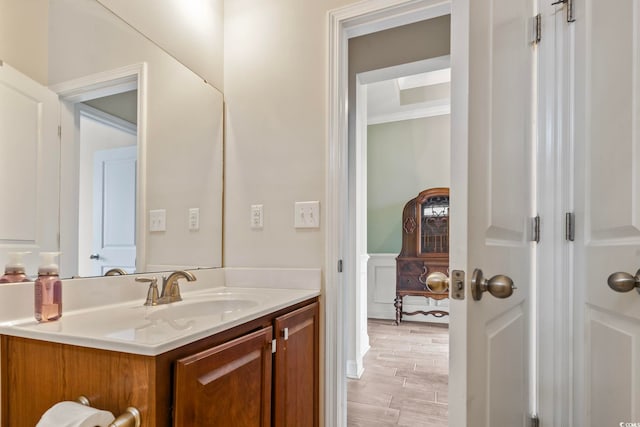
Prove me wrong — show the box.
[38,252,61,276]
[0,251,31,283]
[5,251,30,273]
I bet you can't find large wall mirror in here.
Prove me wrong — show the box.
[0,0,223,278]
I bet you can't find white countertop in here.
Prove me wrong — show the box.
[0,286,319,356]
[0,268,321,356]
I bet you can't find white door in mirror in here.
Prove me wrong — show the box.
[294,201,320,228]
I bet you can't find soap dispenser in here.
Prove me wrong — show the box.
[0,251,31,283]
[34,252,62,322]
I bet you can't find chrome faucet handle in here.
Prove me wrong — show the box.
[135,277,159,306]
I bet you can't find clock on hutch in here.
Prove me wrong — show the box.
[395,187,450,324]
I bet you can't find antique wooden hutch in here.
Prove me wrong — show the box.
[395,187,450,324]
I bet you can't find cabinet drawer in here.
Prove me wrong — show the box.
[397,261,449,296]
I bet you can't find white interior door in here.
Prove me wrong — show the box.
[572,0,640,424]
[91,145,137,275]
[0,62,59,273]
[450,0,536,425]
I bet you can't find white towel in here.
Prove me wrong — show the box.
[36,401,115,427]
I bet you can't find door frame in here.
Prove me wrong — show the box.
[535,4,574,426]
[51,63,147,277]
[326,0,455,424]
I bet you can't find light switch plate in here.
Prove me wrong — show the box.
[188,208,200,231]
[294,201,320,228]
[251,204,264,229]
[149,209,166,232]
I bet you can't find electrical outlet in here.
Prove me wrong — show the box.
[294,201,320,228]
[149,209,166,232]
[188,208,200,231]
[251,204,264,229]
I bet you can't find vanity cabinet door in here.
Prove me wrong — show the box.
[273,302,319,427]
[173,327,273,427]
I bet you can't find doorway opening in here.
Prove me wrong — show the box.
[326,1,455,424]
[346,58,451,426]
[53,63,147,278]
[76,99,137,276]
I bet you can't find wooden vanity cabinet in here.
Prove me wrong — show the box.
[273,303,319,427]
[0,298,319,427]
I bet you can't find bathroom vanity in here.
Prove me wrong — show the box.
[0,278,319,427]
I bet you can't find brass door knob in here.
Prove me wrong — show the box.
[471,268,516,301]
[425,272,449,293]
[607,270,640,295]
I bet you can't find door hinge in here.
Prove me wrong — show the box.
[532,13,542,44]
[529,414,540,427]
[272,339,277,354]
[551,0,576,23]
[337,259,343,273]
[565,212,575,241]
[283,327,289,341]
[58,125,62,138]
[531,215,541,243]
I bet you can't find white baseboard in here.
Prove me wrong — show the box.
[346,359,364,379]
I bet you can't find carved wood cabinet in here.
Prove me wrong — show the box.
[395,187,450,324]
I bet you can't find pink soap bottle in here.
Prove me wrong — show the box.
[34,252,62,322]
[0,252,31,283]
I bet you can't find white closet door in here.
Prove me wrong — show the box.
[0,62,59,271]
[572,0,640,425]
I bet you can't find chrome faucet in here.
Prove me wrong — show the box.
[160,270,197,303]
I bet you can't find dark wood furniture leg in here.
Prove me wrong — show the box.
[394,295,403,325]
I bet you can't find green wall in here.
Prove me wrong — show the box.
[367,115,450,254]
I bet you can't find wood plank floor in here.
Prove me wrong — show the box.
[347,319,449,427]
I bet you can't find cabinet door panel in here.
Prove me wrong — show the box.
[273,302,319,427]
[174,327,273,427]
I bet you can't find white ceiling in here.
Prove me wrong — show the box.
[366,63,451,125]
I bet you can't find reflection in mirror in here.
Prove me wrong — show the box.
[0,0,223,278]
[77,92,138,277]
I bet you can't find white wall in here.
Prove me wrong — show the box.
[96,0,224,90]
[367,115,451,254]
[0,0,48,85]
[223,0,355,268]
[0,0,224,90]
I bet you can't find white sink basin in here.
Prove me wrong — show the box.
[145,298,259,321]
